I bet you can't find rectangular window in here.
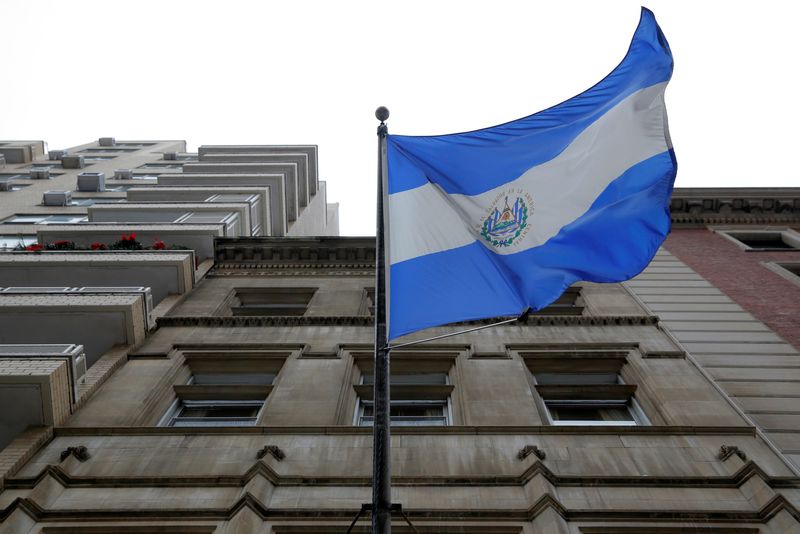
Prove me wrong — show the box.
[359,400,448,427]
[159,348,288,427]
[361,287,376,316]
[229,287,316,316]
[0,182,31,192]
[533,372,644,426]
[2,214,88,225]
[167,400,264,427]
[722,230,800,250]
[356,372,452,426]
[0,235,36,250]
[139,162,183,169]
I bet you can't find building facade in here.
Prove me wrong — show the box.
[0,139,799,532]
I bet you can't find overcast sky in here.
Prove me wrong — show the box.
[2,1,798,235]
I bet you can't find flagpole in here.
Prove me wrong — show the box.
[373,106,392,534]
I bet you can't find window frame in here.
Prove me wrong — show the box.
[353,371,453,427]
[161,398,265,427]
[717,229,800,251]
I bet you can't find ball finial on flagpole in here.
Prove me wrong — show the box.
[375,106,390,122]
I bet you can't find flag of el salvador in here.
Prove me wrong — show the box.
[385,7,676,341]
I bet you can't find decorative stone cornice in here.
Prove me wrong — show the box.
[5,458,797,490]
[2,461,798,524]
[156,315,659,328]
[215,236,375,264]
[52,424,755,437]
[670,188,800,225]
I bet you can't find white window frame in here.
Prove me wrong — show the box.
[533,372,649,427]
[354,372,452,427]
[160,399,265,427]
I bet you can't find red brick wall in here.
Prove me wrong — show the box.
[663,228,800,350]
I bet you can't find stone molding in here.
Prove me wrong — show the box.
[669,188,800,225]
[52,425,755,437]
[1,462,798,525]
[5,458,798,490]
[157,315,659,328]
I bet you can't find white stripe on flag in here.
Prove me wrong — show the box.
[388,82,670,265]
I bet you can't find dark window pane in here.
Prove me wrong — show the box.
[547,403,634,423]
[179,405,260,418]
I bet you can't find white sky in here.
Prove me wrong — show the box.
[2,0,798,235]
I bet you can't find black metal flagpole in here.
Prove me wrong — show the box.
[372,106,392,534]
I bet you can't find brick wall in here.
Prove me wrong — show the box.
[663,228,800,350]
[0,426,52,489]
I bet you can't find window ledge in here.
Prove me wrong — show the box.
[536,384,637,400]
[354,384,454,401]
[173,384,273,400]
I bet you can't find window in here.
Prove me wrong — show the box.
[79,147,138,153]
[70,198,126,206]
[167,400,264,427]
[532,286,584,315]
[521,347,647,426]
[114,142,157,148]
[159,348,287,427]
[2,214,88,225]
[534,372,644,426]
[361,287,376,316]
[139,162,183,170]
[763,261,800,288]
[26,163,62,170]
[0,173,31,181]
[163,372,273,427]
[0,182,31,192]
[355,372,452,427]
[83,155,117,161]
[0,235,36,250]
[228,287,316,316]
[722,230,800,250]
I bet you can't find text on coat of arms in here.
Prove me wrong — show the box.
[479,191,533,248]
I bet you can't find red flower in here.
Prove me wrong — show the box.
[153,240,166,250]
[90,242,106,250]
[25,244,43,252]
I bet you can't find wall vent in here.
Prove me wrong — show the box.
[29,167,51,180]
[61,155,85,169]
[43,190,72,206]
[113,169,133,180]
[49,149,68,160]
[163,151,178,160]
[98,137,116,147]
[77,172,106,192]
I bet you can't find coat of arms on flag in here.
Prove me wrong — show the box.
[480,192,533,248]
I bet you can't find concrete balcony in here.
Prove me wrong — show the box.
[198,144,318,195]
[157,174,288,235]
[34,223,228,261]
[198,151,314,195]
[0,251,194,305]
[0,292,147,366]
[0,344,77,449]
[125,187,269,235]
[87,203,250,237]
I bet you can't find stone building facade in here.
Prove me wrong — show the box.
[0,139,799,532]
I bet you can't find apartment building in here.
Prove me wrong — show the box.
[0,139,799,532]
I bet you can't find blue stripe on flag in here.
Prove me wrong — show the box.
[387,8,673,196]
[388,149,676,339]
